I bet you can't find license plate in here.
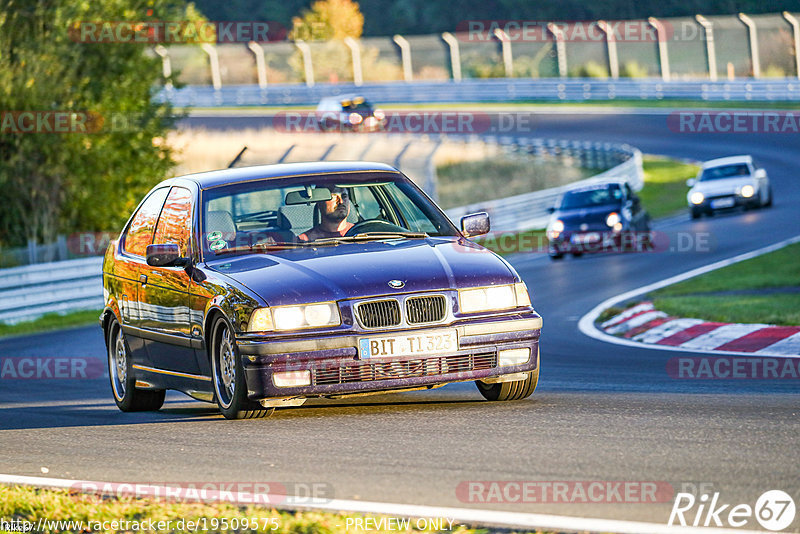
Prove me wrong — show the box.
[358,329,457,359]
[711,197,735,209]
[571,232,600,244]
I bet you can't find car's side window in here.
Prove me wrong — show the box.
[123,187,170,257]
[153,187,193,257]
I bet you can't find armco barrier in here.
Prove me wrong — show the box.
[0,137,641,324]
[160,78,800,108]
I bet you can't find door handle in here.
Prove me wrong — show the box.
[139,274,147,285]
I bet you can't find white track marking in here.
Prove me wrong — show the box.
[632,318,705,344]
[606,310,667,335]
[678,324,768,351]
[578,234,800,358]
[0,474,767,534]
[756,331,800,356]
[601,302,654,328]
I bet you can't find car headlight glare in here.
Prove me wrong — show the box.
[248,302,340,332]
[606,212,621,227]
[349,112,363,125]
[690,192,705,205]
[740,185,755,198]
[373,109,385,120]
[547,219,564,240]
[247,308,274,332]
[459,283,530,314]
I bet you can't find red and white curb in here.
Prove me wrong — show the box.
[0,474,766,534]
[579,234,800,358]
[601,302,800,356]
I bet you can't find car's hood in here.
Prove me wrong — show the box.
[553,204,621,228]
[691,177,754,196]
[206,237,516,306]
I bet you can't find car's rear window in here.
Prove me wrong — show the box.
[700,163,750,181]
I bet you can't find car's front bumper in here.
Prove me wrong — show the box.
[690,193,759,212]
[550,230,650,254]
[238,314,541,400]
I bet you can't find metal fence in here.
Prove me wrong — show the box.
[0,136,641,324]
[157,12,800,89]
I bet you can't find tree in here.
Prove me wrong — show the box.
[289,0,363,42]
[0,0,200,249]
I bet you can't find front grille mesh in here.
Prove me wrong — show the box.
[357,299,401,328]
[406,295,446,324]
[313,351,497,385]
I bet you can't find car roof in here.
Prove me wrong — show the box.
[564,181,625,194]
[168,161,400,190]
[318,94,368,104]
[702,155,752,169]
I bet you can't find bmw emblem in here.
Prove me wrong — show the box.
[388,279,405,289]
[580,223,588,231]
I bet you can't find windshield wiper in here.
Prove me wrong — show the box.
[214,241,335,255]
[314,232,428,244]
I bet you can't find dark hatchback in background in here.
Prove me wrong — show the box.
[545,181,651,260]
[101,162,542,419]
[315,95,386,132]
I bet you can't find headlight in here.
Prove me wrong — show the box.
[606,212,621,227]
[373,109,385,120]
[247,302,340,332]
[546,219,564,240]
[349,113,363,125]
[458,282,530,314]
[690,192,705,205]
[740,185,755,198]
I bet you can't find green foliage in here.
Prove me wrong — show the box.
[0,0,198,247]
[620,60,649,78]
[289,0,363,41]
[638,155,700,219]
[571,61,609,78]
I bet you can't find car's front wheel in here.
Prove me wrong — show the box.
[211,316,274,420]
[476,359,539,401]
[107,317,165,412]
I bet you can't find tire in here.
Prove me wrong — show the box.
[764,185,773,207]
[210,316,274,420]
[476,353,539,401]
[571,252,583,258]
[690,208,701,220]
[107,318,165,412]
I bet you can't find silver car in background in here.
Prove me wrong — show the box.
[686,155,772,219]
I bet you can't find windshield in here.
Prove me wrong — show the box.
[341,97,372,112]
[559,185,622,209]
[201,172,458,259]
[700,164,751,181]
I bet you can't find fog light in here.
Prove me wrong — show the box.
[498,348,530,366]
[273,370,311,388]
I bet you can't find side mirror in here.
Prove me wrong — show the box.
[146,244,188,267]
[754,168,766,179]
[546,206,556,214]
[461,212,490,238]
[686,178,697,187]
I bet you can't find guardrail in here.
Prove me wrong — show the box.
[161,78,800,107]
[0,257,104,324]
[445,136,642,232]
[0,136,641,324]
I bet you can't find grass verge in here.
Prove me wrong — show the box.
[637,156,699,220]
[0,484,538,534]
[648,242,800,326]
[0,309,102,339]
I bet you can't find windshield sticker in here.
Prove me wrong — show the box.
[209,239,226,251]
[207,231,222,242]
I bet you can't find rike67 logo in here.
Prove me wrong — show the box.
[669,490,796,531]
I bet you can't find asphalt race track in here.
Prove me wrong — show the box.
[1,110,799,529]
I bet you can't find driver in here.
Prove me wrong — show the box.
[298,186,354,241]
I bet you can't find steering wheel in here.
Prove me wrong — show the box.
[344,219,407,236]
